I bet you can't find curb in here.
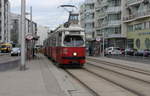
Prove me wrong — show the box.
[0,58,20,71]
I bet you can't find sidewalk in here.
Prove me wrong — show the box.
[0,54,66,96]
[87,56,150,72]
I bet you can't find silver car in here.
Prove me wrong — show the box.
[11,48,21,56]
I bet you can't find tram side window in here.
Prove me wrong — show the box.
[64,35,84,47]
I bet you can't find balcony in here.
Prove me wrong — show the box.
[85,19,95,23]
[85,28,95,33]
[85,0,95,4]
[127,0,144,6]
[96,12,106,19]
[101,0,108,7]
[85,9,95,14]
[123,10,150,22]
[100,20,121,28]
[106,6,121,13]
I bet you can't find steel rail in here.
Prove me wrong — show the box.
[87,58,150,75]
[65,69,101,96]
[84,67,144,96]
[87,62,150,84]
[65,68,141,96]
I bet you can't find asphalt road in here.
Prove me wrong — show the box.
[0,53,19,63]
[106,55,150,64]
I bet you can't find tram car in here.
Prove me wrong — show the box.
[44,12,86,67]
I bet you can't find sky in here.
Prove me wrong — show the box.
[10,0,85,29]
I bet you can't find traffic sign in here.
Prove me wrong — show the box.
[96,37,101,41]
[26,34,33,40]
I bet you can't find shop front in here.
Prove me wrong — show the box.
[127,30,150,50]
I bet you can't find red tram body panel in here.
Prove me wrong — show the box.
[54,47,86,65]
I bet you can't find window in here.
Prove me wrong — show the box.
[109,0,121,7]
[136,39,140,49]
[145,38,150,49]
[127,25,133,32]
[63,35,84,47]
[85,23,94,29]
[85,13,94,19]
[149,21,150,29]
[108,13,121,21]
[107,27,121,34]
[127,39,134,48]
[134,23,143,31]
[114,27,121,34]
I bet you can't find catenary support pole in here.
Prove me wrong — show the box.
[20,0,26,70]
[1,0,5,42]
[103,32,105,57]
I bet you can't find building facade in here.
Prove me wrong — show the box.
[10,13,38,46]
[0,0,10,43]
[10,13,21,45]
[37,25,49,46]
[123,0,150,50]
[80,0,96,41]
[80,0,127,48]
[95,0,126,48]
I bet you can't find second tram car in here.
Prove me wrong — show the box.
[44,12,86,67]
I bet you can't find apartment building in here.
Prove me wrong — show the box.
[0,0,10,43]
[10,13,20,45]
[123,0,150,50]
[37,26,49,46]
[95,0,126,48]
[10,13,38,46]
[80,0,150,49]
[80,0,96,41]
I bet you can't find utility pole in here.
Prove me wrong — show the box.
[7,2,11,42]
[1,0,4,42]
[103,32,105,57]
[30,6,34,58]
[30,6,33,34]
[20,0,26,70]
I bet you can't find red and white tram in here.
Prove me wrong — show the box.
[44,13,86,67]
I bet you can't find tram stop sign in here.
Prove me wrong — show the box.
[26,34,33,40]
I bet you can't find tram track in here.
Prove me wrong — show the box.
[65,68,140,96]
[65,69,100,96]
[86,61,150,84]
[86,64,150,96]
[65,57,150,96]
[87,58,150,75]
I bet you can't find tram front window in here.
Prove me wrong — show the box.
[64,35,84,47]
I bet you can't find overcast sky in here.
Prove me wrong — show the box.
[10,0,84,29]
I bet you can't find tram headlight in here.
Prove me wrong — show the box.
[73,52,77,56]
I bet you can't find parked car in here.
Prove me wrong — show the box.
[11,48,21,56]
[125,48,137,56]
[135,49,150,57]
[105,47,121,55]
[144,49,150,56]
[120,48,125,55]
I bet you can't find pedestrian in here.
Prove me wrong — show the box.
[89,46,92,56]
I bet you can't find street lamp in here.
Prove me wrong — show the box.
[20,0,26,70]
